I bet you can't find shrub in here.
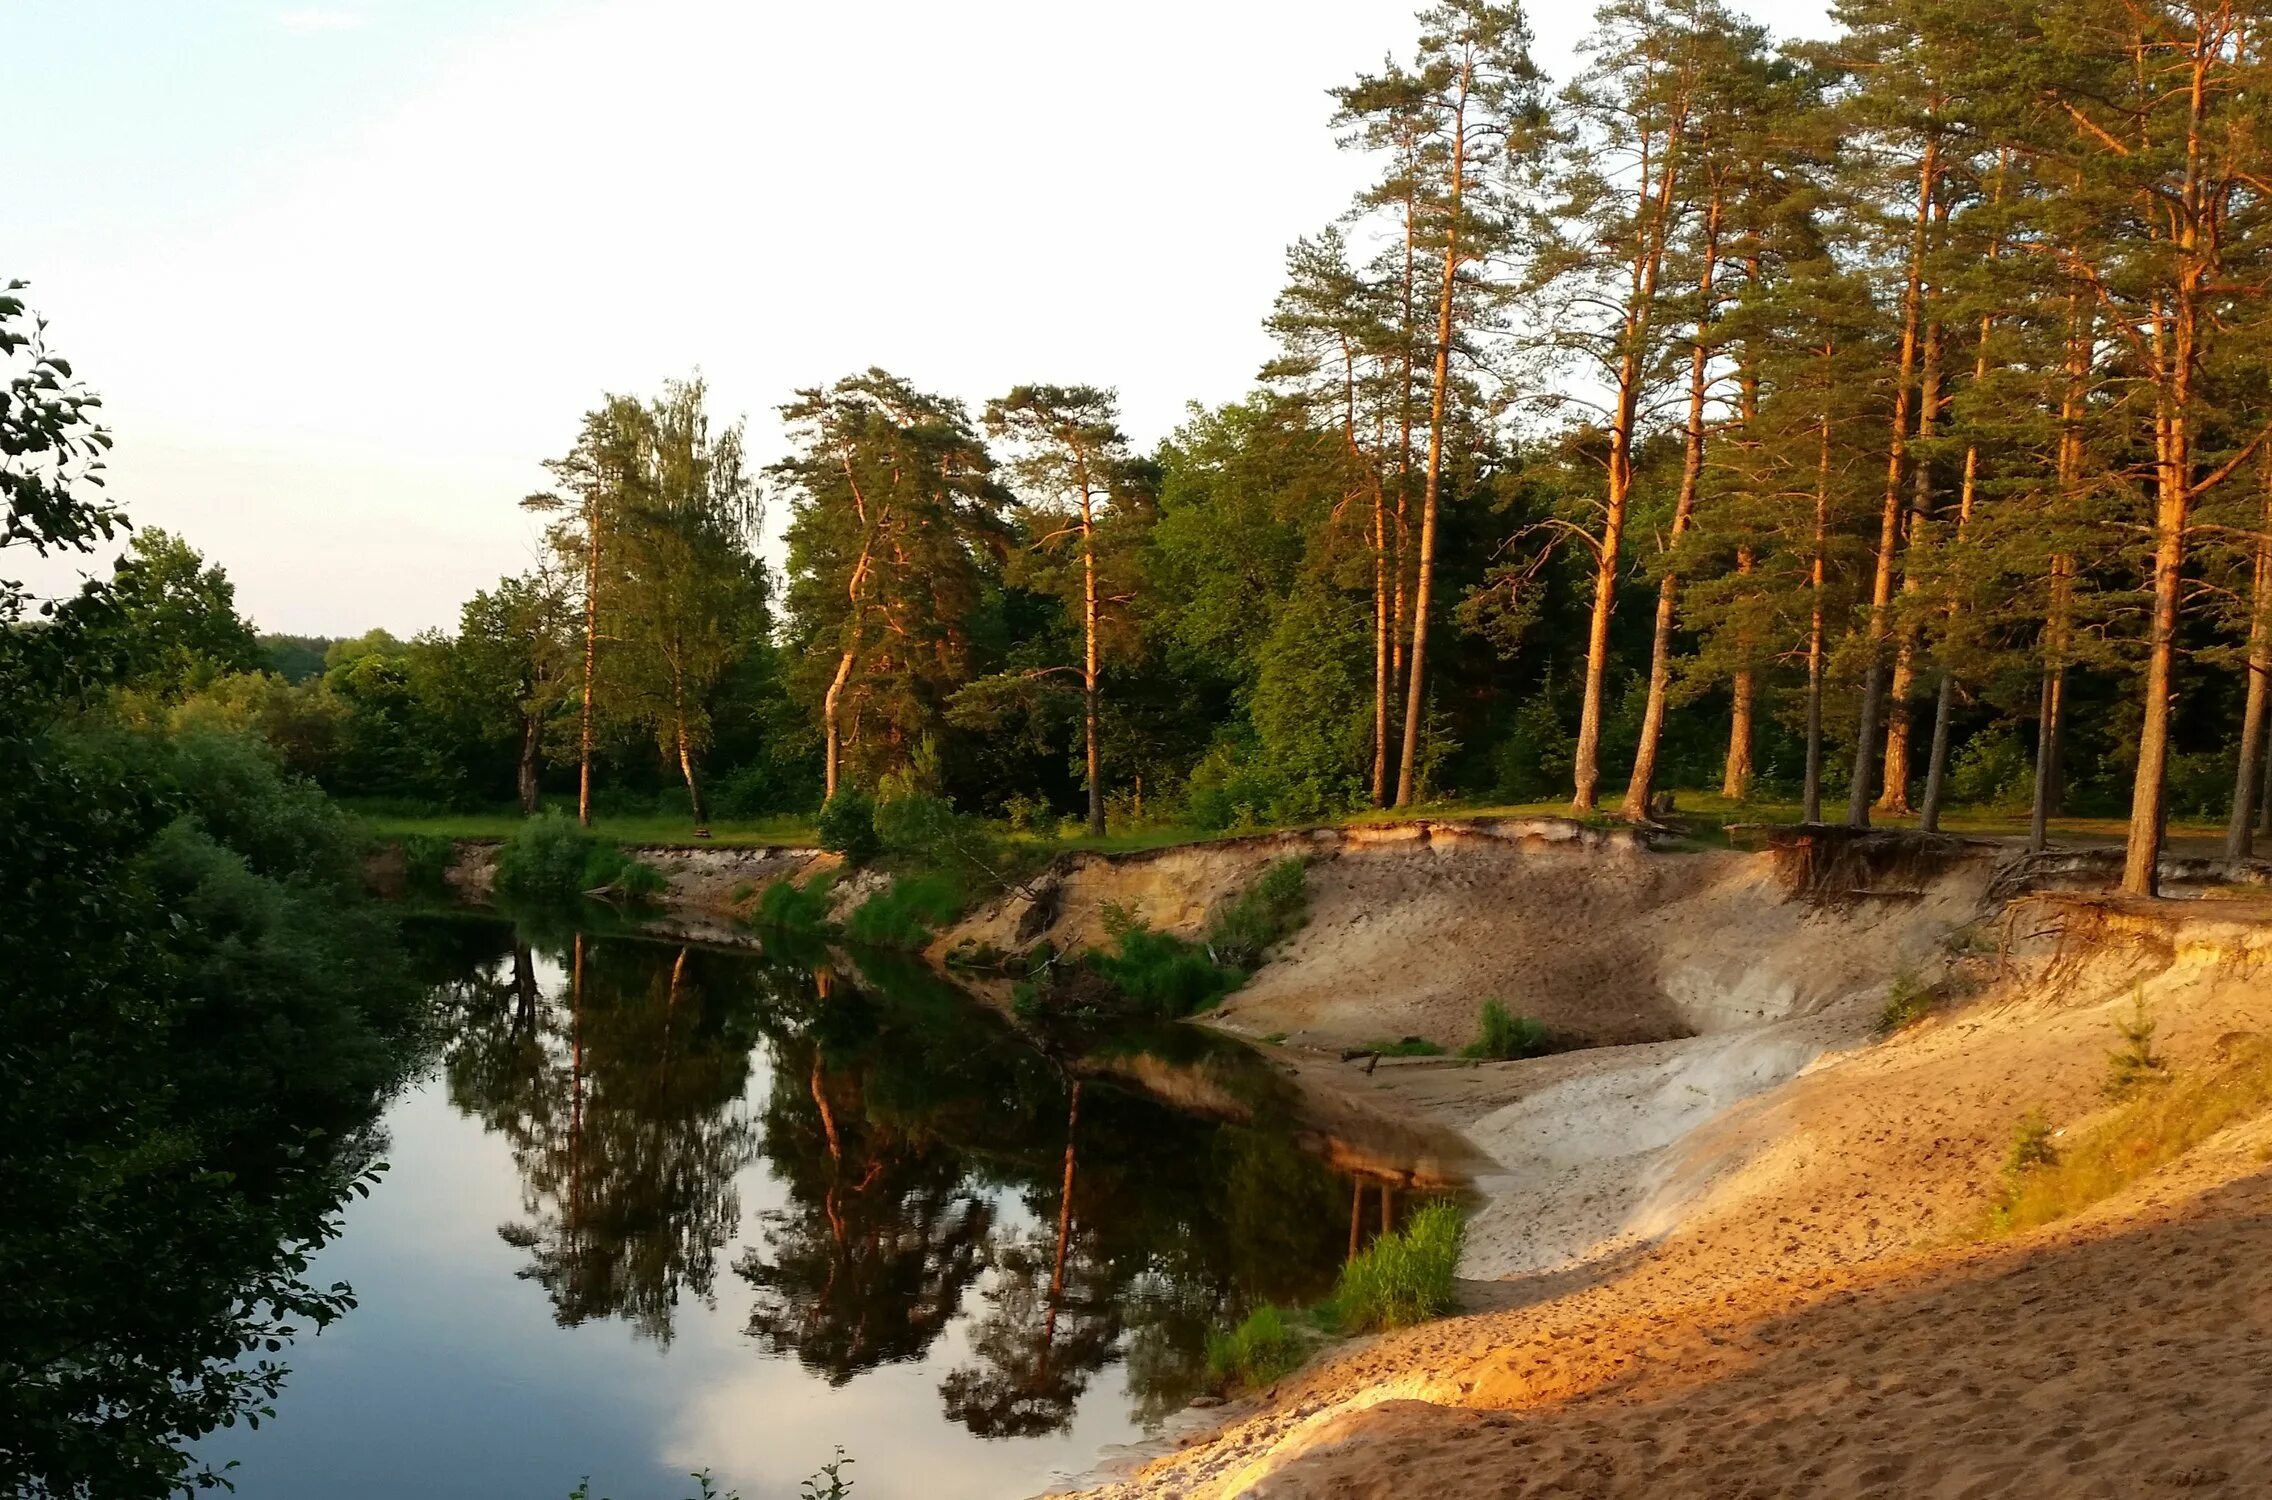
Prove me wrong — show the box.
[844,871,968,950]
[1002,792,1053,835]
[493,811,661,905]
[2105,988,2168,1098]
[1945,731,2034,808]
[1333,1200,1464,1332]
[1205,1304,1306,1391]
[755,872,837,933]
[1878,969,1934,1032]
[1204,857,1309,968]
[817,790,880,864]
[1089,907,1244,1017]
[1460,999,1552,1061]
[398,833,455,892]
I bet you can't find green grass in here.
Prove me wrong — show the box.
[1459,999,1554,1060]
[354,786,2234,861]
[1365,1036,1447,1058]
[843,871,969,950]
[1204,1304,1308,1391]
[1987,1035,2272,1238]
[754,872,837,933]
[352,800,815,848]
[1331,1200,1464,1332]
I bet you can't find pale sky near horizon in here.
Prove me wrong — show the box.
[10,0,1835,637]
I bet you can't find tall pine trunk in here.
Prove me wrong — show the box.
[1395,62,1471,808]
[1848,132,1941,827]
[1079,472,1104,838]
[1881,308,1945,814]
[577,496,603,827]
[1624,189,1723,819]
[1921,308,1996,832]
[2224,472,2272,863]
[1573,115,1684,813]
[1803,391,1833,824]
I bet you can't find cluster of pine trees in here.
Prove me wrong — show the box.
[752,0,2272,894]
[139,0,2272,899]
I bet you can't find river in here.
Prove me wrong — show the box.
[196,915,1415,1500]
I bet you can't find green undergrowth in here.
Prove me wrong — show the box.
[1459,999,1555,1060]
[844,870,969,949]
[1202,1199,1467,1395]
[1331,1200,1464,1332]
[1878,969,1937,1032]
[1366,1036,1447,1058]
[493,811,665,905]
[1023,858,1312,1023]
[755,871,837,933]
[1987,1024,2272,1239]
[396,831,455,893]
[1204,1304,1309,1391]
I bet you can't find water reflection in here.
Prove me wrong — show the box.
[349,917,1437,1477]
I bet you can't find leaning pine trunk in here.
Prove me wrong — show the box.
[1881,306,1945,815]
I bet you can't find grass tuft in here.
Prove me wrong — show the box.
[1365,1036,1447,1058]
[1459,999,1553,1061]
[1204,1304,1307,1391]
[1331,1200,1464,1332]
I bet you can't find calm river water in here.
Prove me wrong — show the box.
[199,917,1395,1500]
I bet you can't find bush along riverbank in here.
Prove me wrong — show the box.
[1203,1200,1466,1396]
[1004,856,1311,1024]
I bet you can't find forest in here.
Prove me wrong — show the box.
[57,0,2272,902]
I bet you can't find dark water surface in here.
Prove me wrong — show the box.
[200,918,1391,1500]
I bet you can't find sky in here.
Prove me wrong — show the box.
[10,0,1836,637]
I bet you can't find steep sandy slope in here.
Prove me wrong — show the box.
[1067,899,2272,1499]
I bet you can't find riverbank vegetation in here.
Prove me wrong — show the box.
[0,286,425,1497]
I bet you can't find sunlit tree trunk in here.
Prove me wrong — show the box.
[1574,112,1685,813]
[1849,131,1941,827]
[1803,398,1833,825]
[2231,470,2272,863]
[577,501,603,827]
[1395,59,1471,808]
[1881,305,1945,815]
[1625,189,1723,819]
[823,460,887,801]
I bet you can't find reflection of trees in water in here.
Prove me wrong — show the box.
[433,928,1377,1439]
[445,934,761,1344]
[939,1081,1125,1437]
[738,1031,993,1381]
